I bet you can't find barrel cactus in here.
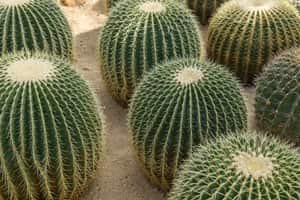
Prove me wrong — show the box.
[169,132,300,199]
[256,48,300,143]
[0,0,73,60]
[129,59,247,191]
[207,0,300,84]
[0,53,103,200]
[187,0,228,25]
[99,0,202,106]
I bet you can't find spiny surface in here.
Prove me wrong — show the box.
[99,0,202,106]
[289,0,300,10]
[169,132,300,200]
[187,0,228,25]
[207,0,300,83]
[129,59,247,191]
[0,0,31,5]
[256,48,300,143]
[0,0,73,59]
[0,53,103,200]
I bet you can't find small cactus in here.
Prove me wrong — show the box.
[0,0,73,59]
[169,132,300,199]
[99,0,202,106]
[256,48,300,143]
[129,59,247,191]
[187,0,228,25]
[207,0,300,83]
[0,53,103,200]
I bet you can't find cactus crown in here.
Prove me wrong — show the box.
[0,0,31,6]
[239,0,276,10]
[175,67,204,86]
[139,1,166,13]
[7,59,54,82]
[232,152,275,179]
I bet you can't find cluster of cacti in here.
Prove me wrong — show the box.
[256,48,300,142]
[169,132,300,199]
[129,59,247,191]
[0,0,73,60]
[187,0,228,25]
[99,0,202,106]
[207,0,300,83]
[0,53,103,200]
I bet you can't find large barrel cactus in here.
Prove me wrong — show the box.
[207,0,300,83]
[99,0,202,106]
[0,53,103,200]
[187,0,228,25]
[0,0,73,60]
[169,132,300,199]
[256,48,300,143]
[129,59,247,191]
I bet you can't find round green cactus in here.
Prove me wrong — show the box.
[207,0,300,84]
[99,0,202,106]
[187,0,228,25]
[0,53,103,200]
[255,48,300,143]
[0,0,73,60]
[128,59,247,191]
[169,132,300,199]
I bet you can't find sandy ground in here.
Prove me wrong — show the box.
[60,1,256,199]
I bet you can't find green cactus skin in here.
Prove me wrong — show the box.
[105,0,117,12]
[207,0,300,84]
[0,0,73,60]
[289,0,300,10]
[255,48,300,143]
[128,59,247,191]
[0,53,103,200]
[187,0,228,25]
[99,0,202,107]
[169,132,300,200]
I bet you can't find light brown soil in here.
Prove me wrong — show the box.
[60,1,256,199]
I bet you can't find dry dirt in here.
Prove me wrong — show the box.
[60,1,256,199]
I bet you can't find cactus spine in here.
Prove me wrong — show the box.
[169,132,300,199]
[129,59,247,191]
[207,0,300,83]
[0,53,103,200]
[99,0,202,106]
[187,0,228,25]
[256,48,300,143]
[0,0,73,59]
